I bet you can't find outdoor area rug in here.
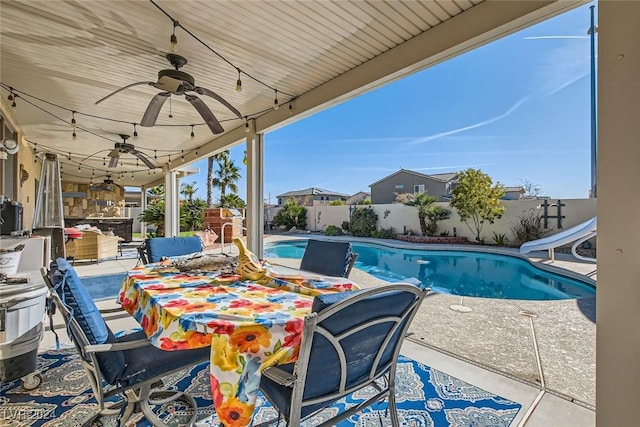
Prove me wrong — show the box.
[77,273,128,300]
[1,349,520,427]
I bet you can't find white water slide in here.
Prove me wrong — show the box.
[519,217,597,262]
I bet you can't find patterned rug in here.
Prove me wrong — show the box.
[0,349,521,427]
[78,273,128,300]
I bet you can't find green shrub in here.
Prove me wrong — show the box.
[510,209,548,245]
[341,221,350,232]
[492,232,507,246]
[372,227,395,239]
[324,225,343,236]
[350,207,377,237]
[329,199,344,206]
[273,198,307,229]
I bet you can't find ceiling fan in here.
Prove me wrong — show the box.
[108,135,156,169]
[96,54,242,134]
[92,175,115,191]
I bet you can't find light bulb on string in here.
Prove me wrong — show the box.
[154,150,157,160]
[190,125,195,138]
[103,158,106,166]
[78,165,81,172]
[11,95,17,108]
[72,131,77,141]
[136,159,139,167]
[181,150,185,162]
[288,102,293,115]
[245,118,250,133]
[273,90,279,110]
[71,111,76,130]
[67,152,71,160]
[133,123,138,140]
[170,21,179,52]
[131,173,135,180]
[7,88,13,101]
[195,147,199,156]
[236,69,242,92]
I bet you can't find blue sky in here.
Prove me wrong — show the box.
[186,3,596,203]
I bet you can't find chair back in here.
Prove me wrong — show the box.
[43,258,126,386]
[294,283,427,418]
[300,239,356,278]
[145,236,203,263]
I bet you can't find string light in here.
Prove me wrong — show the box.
[103,158,106,166]
[289,101,293,115]
[273,90,279,110]
[181,150,185,162]
[67,152,71,160]
[7,87,13,101]
[195,147,199,156]
[245,118,250,133]
[71,111,76,130]
[154,150,157,160]
[133,123,138,140]
[235,69,242,92]
[11,95,17,108]
[170,20,179,52]
[190,125,195,138]
[78,165,81,172]
[72,130,77,141]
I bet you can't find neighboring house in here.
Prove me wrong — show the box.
[345,191,371,205]
[276,187,349,206]
[369,169,457,203]
[502,186,525,200]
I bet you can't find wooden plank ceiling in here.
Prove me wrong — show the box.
[0,0,582,186]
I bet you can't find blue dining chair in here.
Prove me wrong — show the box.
[140,236,203,264]
[259,283,428,427]
[42,258,210,426]
[299,239,358,278]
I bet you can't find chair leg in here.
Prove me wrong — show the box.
[387,381,400,427]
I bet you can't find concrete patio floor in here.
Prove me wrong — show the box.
[41,234,597,426]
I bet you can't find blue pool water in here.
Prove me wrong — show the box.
[264,240,596,300]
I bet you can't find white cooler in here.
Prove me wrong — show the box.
[0,277,47,388]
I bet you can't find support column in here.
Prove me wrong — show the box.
[246,120,264,257]
[140,185,147,239]
[164,168,179,237]
[596,2,640,425]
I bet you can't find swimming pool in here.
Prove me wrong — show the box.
[264,240,596,300]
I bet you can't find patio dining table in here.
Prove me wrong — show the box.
[118,260,359,426]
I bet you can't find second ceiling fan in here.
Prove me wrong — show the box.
[96,54,242,134]
[108,135,156,169]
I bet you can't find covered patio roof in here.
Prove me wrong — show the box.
[0,0,585,186]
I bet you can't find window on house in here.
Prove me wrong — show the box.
[395,184,404,189]
[414,184,425,194]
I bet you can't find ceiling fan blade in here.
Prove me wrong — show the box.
[192,86,242,119]
[185,94,224,134]
[130,150,156,169]
[140,92,170,127]
[95,81,155,105]
[108,155,119,168]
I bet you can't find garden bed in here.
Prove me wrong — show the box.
[395,234,469,244]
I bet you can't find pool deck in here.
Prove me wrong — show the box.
[42,233,597,426]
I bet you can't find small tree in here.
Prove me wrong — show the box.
[425,205,451,236]
[219,194,246,209]
[273,198,307,229]
[450,168,506,243]
[398,192,451,237]
[520,179,542,198]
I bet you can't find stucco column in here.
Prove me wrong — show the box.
[596,2,640,425]
[164,167,179,237]
[246,120,264,257]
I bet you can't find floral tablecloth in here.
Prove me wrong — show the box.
[118,260,358,427]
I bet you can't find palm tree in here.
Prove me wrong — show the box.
[146,185,164,205]
[180,181,198,201]
[397,191,437,236]
[213,156,241,202]
[207,151,230,207]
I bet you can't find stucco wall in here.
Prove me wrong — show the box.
[267,198,597,247]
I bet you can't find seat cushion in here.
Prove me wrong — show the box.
[51,258,109,345]
[146,237,203,263]
[300,240,353,277]
[117,330,210,388]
